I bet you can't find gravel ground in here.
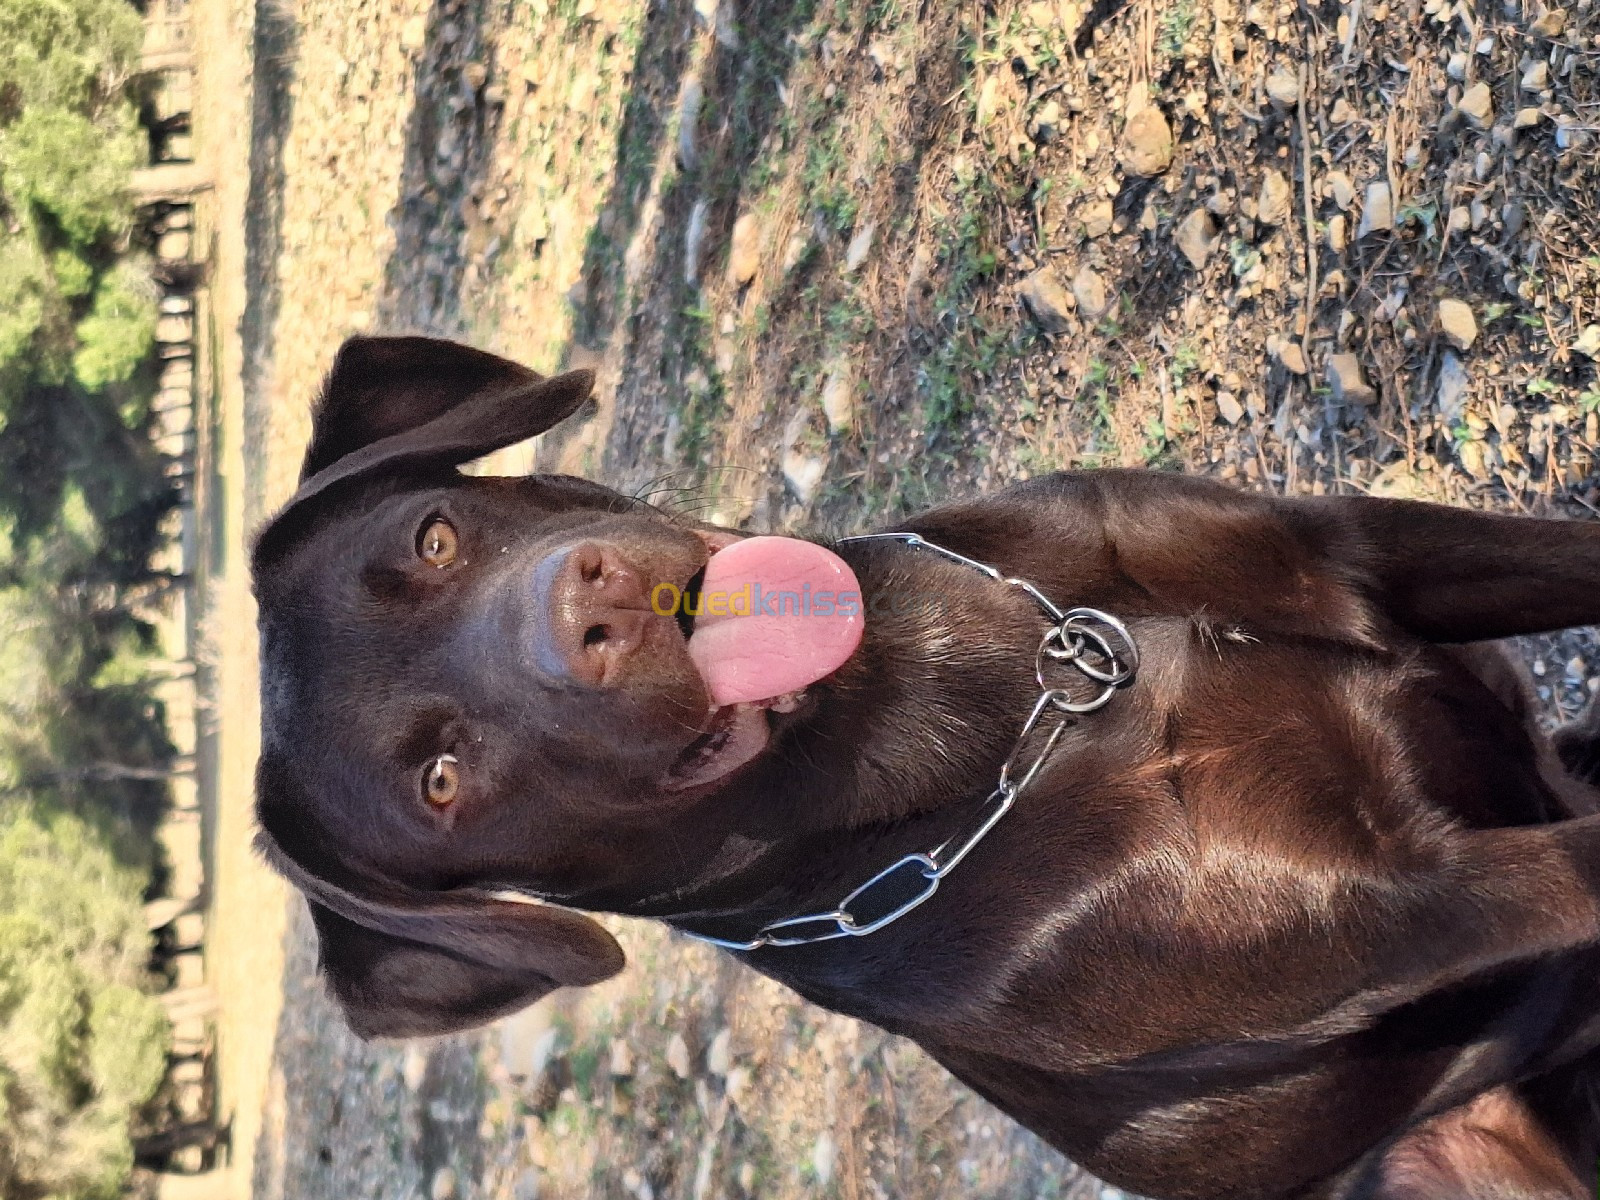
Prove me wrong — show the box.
[194,0,1600,1193]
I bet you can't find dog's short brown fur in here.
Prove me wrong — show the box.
[253,336,1600,1200]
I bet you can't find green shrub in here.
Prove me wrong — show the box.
[72,260,156,391]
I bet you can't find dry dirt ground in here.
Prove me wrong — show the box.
[190,0,1600,1194]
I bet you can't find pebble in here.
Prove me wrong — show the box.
[1119,106,1173,177]
[430,1167,458,1200]
[1327,353,1377,405]
[812,1133,838,1187]
[1326,171,1355,210]
[609,1040,635,1078]
[1072,265,1112,321]
[1327,213,1348,253]
[1437,350,1470,421]
[706,1028,733,1078]
[1447,206,1471,236]
[1357,182,1393,238]
[1573,325,1600,358]
[1514,106,1543,129]
[1530,7,1567,35]
[1216,391,1246,423]
[1521,61,1550,91]
[1276,340,1308,375]
[1331,97,1356,124]
[677,78,703,167]
[1458,81,1494,127]
[820,361,855,432]
[667,1032,693,1080]
[1257,169,1292,227]
[1265,70,1300,107]
[1017,267,1075,333]
[400,14,428,52]
[1082,199,1115,239]
[1447,51,1468,81]
[683,199,710,285]
[725,213,759,285]
[844,222,876,272]
[1174,208,1218,270]
[1437,299,1478,350]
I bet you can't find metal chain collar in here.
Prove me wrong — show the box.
[685,532,1139,953]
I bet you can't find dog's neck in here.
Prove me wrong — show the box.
[575,535,1055,925]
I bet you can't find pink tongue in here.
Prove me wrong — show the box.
[686,536,865,705]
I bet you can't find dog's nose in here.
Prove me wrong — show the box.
[532,542,654,685]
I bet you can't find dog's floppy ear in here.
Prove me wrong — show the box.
[253,773,625,1039]
[252,335,594,573]
[292,334,593,505]
[299,335,593,483]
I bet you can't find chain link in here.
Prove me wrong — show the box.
[685,533,1139,953]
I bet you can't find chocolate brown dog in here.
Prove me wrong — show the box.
[253,335,1600,1199]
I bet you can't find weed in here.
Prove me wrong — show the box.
[1579,384,1600,414]
[1482,301,1514,323]
[1525,376,1560,398]
[1170,340,1202,388]
[1157,0,1197,58]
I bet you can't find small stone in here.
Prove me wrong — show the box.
[1530,8,1566,35]
[1521,61,1550,91]
[1470,199,1489,230]
[1082,199,1114,239]
[1573,325,1600,358]
[1277,341,1308,375]
[1458,81,1494,127]
[1327,213,1348,253]
[820,362,855,432]
[1119,106,1174,177]
[1326,171,1355,210]
[1474,150,1495,181]
[1216,391,1246,423]
[1446,206,1471,236]
[1265,70,1300,107]
[1446,51,1469,81]
[677,79,703,167]
[1555,117,1584,150]
[724,1066,752,1110]
[609,1040,635,1078]
[726,213,759,285]
[463,62,489,92]
[1327,353,1377,405]
[683,199,710,285]
[1437,298,1478,350]
[1330,97,1356,124]
[1357,182,1393,238]
[1174,208,1218,270]
[1071,265,1112,321]
[782,232,809,274]
[431,1167,459,1200]
[812,1133,838,1187]
[1514,106,1543,129]
[667,1033,693,1080]
[1436,350,1470,421]
[706,1028,733,1077]
[1257,169,1292,226]
[1032,99,1063,142]
[1017,267,1075,333]
[400,14,428,52]
[844,222,876,272]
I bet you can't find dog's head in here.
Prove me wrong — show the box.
[252,336,817,1037]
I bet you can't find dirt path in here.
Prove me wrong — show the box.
[190,0,1600,1194]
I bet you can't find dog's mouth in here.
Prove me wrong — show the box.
[658,529,854,791]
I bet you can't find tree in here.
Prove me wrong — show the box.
[0,803,169,1200]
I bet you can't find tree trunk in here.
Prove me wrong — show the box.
[139,49,196,73]
[131,164,213,204]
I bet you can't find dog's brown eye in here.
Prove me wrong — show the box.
[418,518,458,568]
[424,755,460,807]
